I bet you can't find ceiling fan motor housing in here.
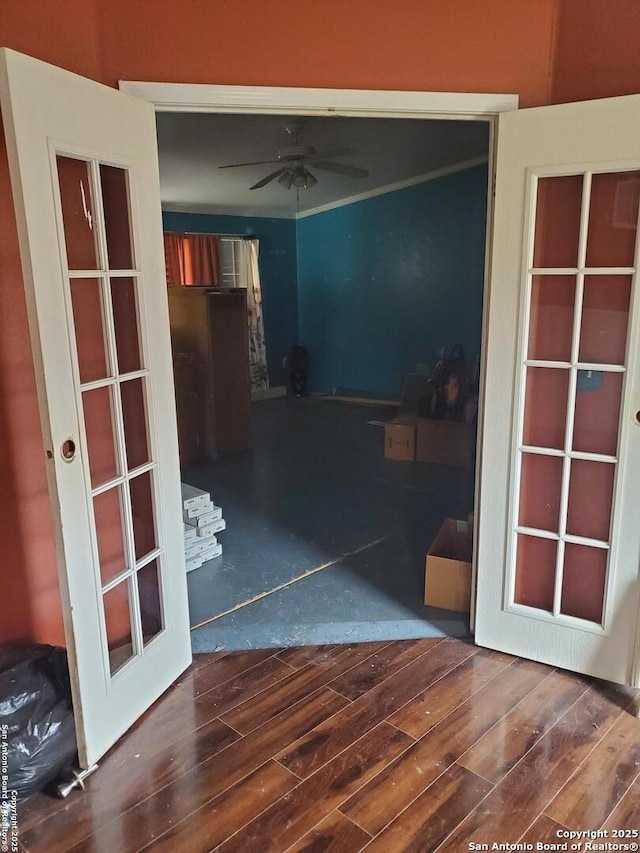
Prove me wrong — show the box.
[278,145,315,161]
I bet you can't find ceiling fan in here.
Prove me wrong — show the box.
[218,119,369,190]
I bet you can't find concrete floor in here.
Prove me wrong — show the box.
[184,398,474,651]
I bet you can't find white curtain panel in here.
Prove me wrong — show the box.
[243,239,270,393]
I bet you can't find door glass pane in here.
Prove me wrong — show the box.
[533,175,583,269]
[56,156,100,270]
[138,559,164,645]
[586,172,640,268]
[528,276,575,362]
[561,544,607,624]
[566,459,615,542]
[129,470,157,561]
[94,486,127,585]
[518,453,563,532]
[111,278,142,374]
[572,371,623,456]
[522,367,569,450]
[121,378,150,470]
[103,579,134,675]
[83,385,119,488]
[578,275,631,366]
[70,278,110,383]
[514,534,556,612]
[100,165,134,270]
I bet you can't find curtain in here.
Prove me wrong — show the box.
[163,232,185,285]
[183,233,220,285]
[243,239,270,393]
[163,232,220,286]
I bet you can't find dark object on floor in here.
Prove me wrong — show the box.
[429,344,470,422]
[0,644,77,800]
[398,373,434,416]
[289,345,309,397]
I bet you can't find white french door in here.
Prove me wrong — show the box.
[0,48,191,766]
[476,95,640,686]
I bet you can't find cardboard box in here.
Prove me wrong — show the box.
[416,417,475,467]
[384,417,416,461]
[424,519,472,612]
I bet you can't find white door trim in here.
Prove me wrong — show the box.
[475,95,640,686]
[119,80,519,635]
[0,49,192,766]
[118,82,518,119]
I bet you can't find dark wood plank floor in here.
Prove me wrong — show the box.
[16,639,640,852]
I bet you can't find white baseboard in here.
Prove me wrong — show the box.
[320,395,400,407]
[251,385,287,402]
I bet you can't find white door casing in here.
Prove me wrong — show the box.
[476,95,640,686]
[0,48,191,766]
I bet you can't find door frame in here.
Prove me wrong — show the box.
[120,81,518,630]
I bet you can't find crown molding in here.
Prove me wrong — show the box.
[295,156,489,219]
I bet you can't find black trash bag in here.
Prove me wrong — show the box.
[427,344,470,422]
[288,345,309,397]
[0,645,77,800]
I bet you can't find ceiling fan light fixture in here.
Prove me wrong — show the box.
[290,167,317,189]
[220,121,367,190]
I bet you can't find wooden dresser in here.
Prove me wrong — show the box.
[168,287,250,466]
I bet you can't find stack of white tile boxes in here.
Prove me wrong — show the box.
[182,483,225,573]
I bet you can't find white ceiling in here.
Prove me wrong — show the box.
[156,113,490,219]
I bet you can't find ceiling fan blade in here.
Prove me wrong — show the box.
[308,148,357,160]
[310,161,369,178]
[250,168,289,190]
[219,159,281,169]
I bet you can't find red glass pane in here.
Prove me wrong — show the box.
[523,368,569,450]
[138,559,164,644]
[129,471,157,561]
[100,165,134,270]
[83,385,119,488]
[561,544,607,624]
[586,172,640,268]
[566,460,615,542]
[578,276,631,366]
[121,378,150,470]
[528,276,575,362]
[103,580,134,675]
[111,278,142,374]
[518,453,563,533]
[533,175,583,269]
[514,534,556,612]
[56,156,99,270]
[94,486,127,585]
[573,371,623,456]
[70,278,109,383]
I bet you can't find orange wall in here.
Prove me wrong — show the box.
[95,0,557,107]
[0,0,560,646]
[552,0,640,103]
[4,0,639,647]
[0,2,102,645]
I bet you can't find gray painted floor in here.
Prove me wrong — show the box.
[185,398,474,651]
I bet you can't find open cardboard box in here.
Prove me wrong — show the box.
[416,417,475,467]
[424,518,472,612]
[384,416,417,461]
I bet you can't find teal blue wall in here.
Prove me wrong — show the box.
[163,211,298,387]
[164,163,488,397]
[296,164,488,397]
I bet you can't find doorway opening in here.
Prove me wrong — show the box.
[121,83,513,651]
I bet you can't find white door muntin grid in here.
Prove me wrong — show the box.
[504,162,640,636]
